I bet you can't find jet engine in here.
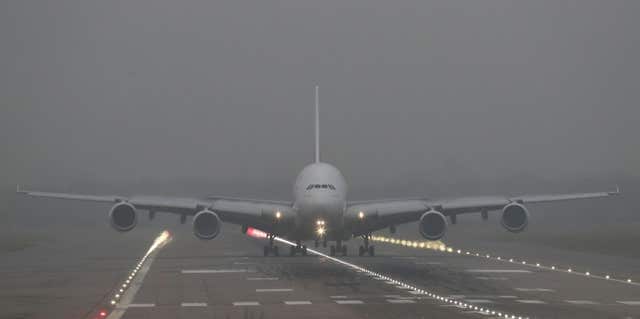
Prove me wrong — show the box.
[193,210,222,240]
[109,202,137,232]
[419,210,447,240]
[501,203,529,233]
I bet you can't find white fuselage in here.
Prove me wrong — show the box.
[292,162,347,240]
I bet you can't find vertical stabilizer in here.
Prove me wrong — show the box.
[315,86,320,163]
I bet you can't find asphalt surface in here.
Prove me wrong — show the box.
[2,223,640,319]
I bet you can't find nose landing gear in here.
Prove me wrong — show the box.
[358,234,375,257]
[263,234,280,256]
[289,241,308,256]
[330,240,347,256]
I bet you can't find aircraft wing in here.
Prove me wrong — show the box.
[17,186,294,233]
[345,187,620,236]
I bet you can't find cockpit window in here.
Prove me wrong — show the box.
[306,184,336,190]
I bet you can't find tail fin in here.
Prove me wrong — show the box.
[315,86,320,163]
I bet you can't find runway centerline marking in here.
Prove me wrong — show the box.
[246,277,279,281]
[284,301,312,305]
[255,288,293,292]
[617,301,640,306]
[515,288,555,292]
[181,302,207,307]
[387,299,416,304]
[233,301,260,306]
[464,299,494,304]
[335,300,364,304]
[516,300,547,304]
[330,295,348,299]
[566,300,600,305]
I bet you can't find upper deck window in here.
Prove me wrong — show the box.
[306,184,336,190]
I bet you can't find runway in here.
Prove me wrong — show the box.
[2,223,640,319]
[116,227,640,319]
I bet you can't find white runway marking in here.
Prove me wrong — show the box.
[466,269,532,273]
[387,299,416,304]
[127,303,155,308]
[246,277,279,281]
[617,301,640,306]
[497,295,519,299]
[284,301,312,305]
[464,299,494,304]
[515,288,555,292]
[335,300,364,304]
[182,269,251,274]
[330,295,348,299]
[475,276,508,280]
[384,294,404,298]
[255,288,293,292]
[408,290,422,295]
[181,302,207,307]
[415,261,443,265]
[516,299,547,304]
[233,301,260,306]
[396,285,414,290]
[566,300,600,305]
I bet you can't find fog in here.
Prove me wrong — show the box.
[2,0,639,215]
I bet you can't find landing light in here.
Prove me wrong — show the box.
[358,211,365,219]
[275,211,282,219]
[317,227,326,236]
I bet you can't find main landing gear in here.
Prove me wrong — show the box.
[289,241,308,256]
[330,240,347,257]
[263,234,279,256]
[358,234,375,257]
[314,238,328,248]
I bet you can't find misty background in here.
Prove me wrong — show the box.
[1,0,639,246]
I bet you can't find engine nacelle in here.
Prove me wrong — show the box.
[501,203,529,233]
[193,210,222,240]
[109,202,137,232]
[419,210,447,240]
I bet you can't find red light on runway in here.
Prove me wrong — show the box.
[245,227,267,238]
[98,310,107,317]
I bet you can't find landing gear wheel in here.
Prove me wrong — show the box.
[273,246,279,256]
[341,245,347,256]
[330,245,336,256]
[358,245,365,256]
[368,245,375,257]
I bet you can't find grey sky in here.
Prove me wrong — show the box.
[1,0,639,197]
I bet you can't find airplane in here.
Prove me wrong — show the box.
[17,87,620,257]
